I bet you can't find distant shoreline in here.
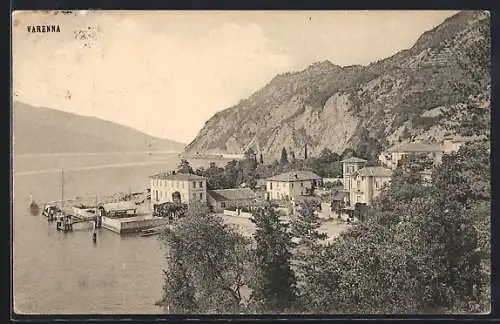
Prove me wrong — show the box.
[12,159,177,176]
[13,150,183,157]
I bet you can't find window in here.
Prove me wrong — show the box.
[375,181,379,189]
[193,181,196,188]
[291,183,294,189]
[200,193,203,200]
[357,180,361,189]
[221,202,226,208]
[155,190,159,202]
[269,182,273,190]
[193,193,197,200]
[300,182,304,187]
[199,182,203,188]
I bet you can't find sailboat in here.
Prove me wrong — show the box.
[29,194,39,215]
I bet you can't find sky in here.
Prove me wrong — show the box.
[12,10,458,144]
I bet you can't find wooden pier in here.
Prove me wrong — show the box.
[53,204,103,232]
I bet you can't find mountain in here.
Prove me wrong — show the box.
[12,101,186,154]
[185,11,490,161]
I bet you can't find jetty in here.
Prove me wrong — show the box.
[42,191,172,235]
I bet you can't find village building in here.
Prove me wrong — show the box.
[149,171,207,208]
[207,188,258,213]
[378,142,445,170]
[379,136,485,170]
[98,201,137,218]
[266,171,322,200]
[340,157,368,192]
[346,166,393,205]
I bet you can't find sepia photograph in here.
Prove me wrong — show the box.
[11,10,490,315]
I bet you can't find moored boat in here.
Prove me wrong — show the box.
[140,228,160,237]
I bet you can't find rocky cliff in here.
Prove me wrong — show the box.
[185,11,490,161]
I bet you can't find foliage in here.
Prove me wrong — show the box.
[341,148,357,160]
[158,204,252,313]
[289,201,328,310]
[304,142,490,314]
[323,180,343,189]
[177,159,194,174]
[249,207,297,312]
[355,128,384,161]
[280,147,289,165]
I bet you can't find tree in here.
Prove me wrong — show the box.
[249,207,297,313]
[202,162,228,189]
[301,221,420,314]
[341,148,357,160]
[244,148,256,161]
[177,159,194,174]
[280,147,289,165]
[300,141,490,314]
[224,160,243,188]
[289,201,327,310]
[318,148,340,163]
[158,204,252,313]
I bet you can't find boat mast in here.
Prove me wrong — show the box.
[61,169,65,211]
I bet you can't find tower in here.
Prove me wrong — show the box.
[340,157,367,191]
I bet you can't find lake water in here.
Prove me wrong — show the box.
[12,152,228,315]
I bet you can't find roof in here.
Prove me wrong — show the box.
[100,201,137,211]
[149,172,206,181]
[340,157,367,163]
[386,142,444,153]
[266,171,322,182]
[355,166,393,178]
[207,188,257,201]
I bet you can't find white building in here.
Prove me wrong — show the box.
[347,166,392,205]
[149,171,207,208]
[379,142,445,170]
[266,171,322,200]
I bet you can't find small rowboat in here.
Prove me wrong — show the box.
[140,228,161,237]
